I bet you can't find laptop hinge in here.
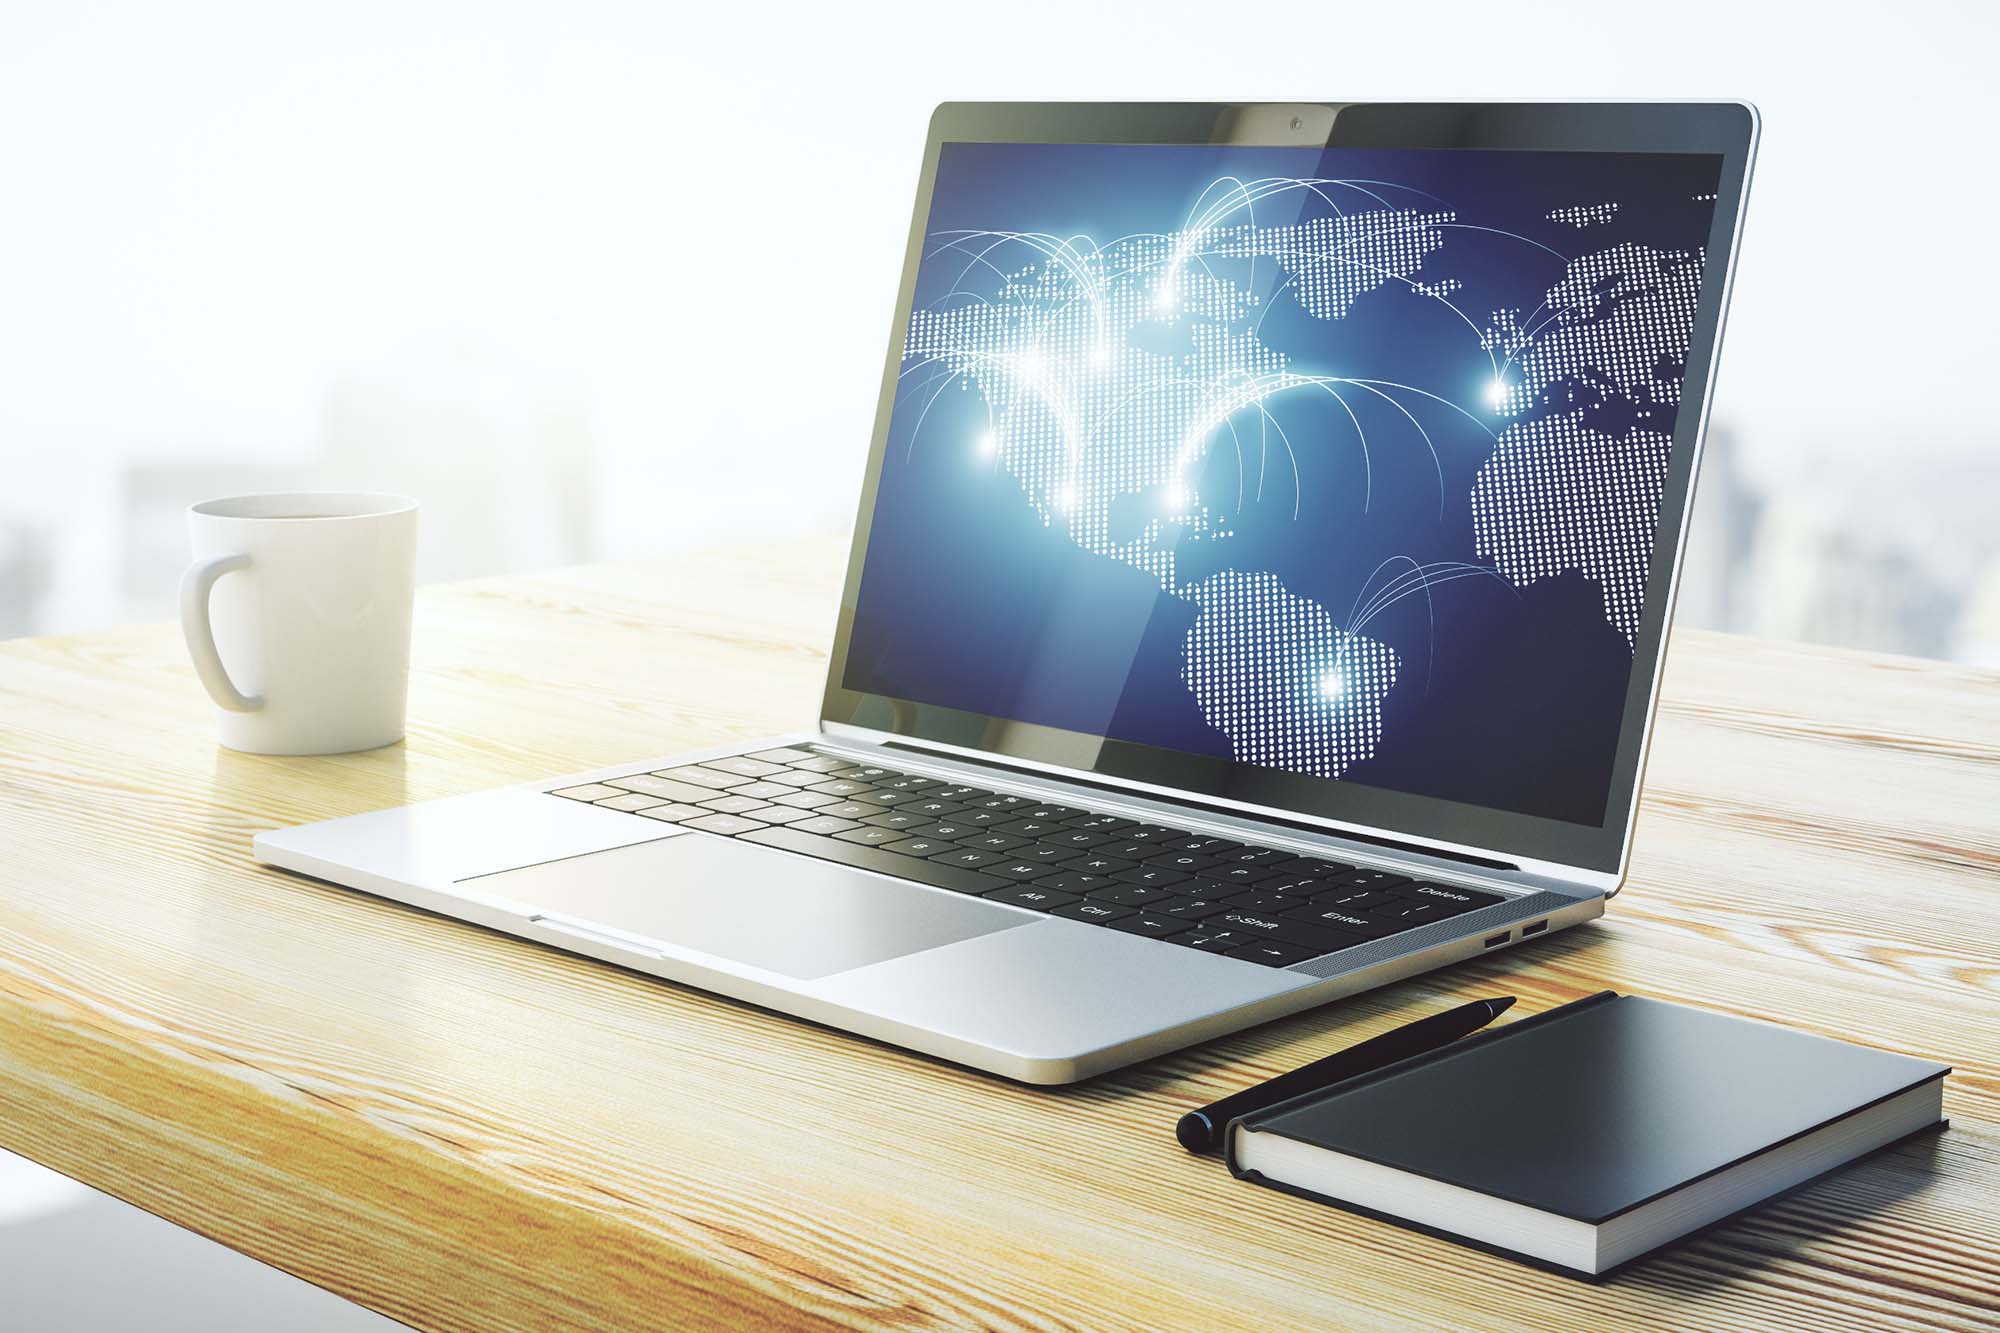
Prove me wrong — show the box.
[874,740,1515,872]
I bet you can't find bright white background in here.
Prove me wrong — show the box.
[3,1,1996,660]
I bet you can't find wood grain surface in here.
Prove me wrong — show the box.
[2,539,1996,1331]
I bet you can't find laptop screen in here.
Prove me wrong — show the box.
[841,137,1726,834]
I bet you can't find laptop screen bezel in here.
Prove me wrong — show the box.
[818,101,1757,878]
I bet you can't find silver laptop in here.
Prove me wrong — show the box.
[257,101,1757,1084]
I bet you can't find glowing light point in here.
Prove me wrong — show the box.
[975,430,996,456]
[1091,344,1111,367]
[1318,671,1346,701]
[1153,285,1178,312]
[1165,485,1189,510]
[1015,350,1043,377]
[1485,377,1509,408]
[1054,486,1075,513]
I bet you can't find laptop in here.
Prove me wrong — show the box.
[256,101,1757,1084]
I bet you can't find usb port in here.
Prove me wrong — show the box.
[1483,932,1510,949]
[1522,920,1548,937]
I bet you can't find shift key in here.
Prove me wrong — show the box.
[1215,910,1351,953]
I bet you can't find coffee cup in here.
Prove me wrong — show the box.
[180,492,419,755]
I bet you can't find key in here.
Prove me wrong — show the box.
[1113,866,1189,888]
[702,756,788,778]
[1043,829,1112,849]
[1225,942,1319,967]
[1015,843,1078,863]
[1060,853,1134,875]
[594,793,670,812]
[1214,911,1352,953]
[1366,900,1455,925]
[954,809,1012,825]
[1088,883,1175,906]
[550,783,627,802]
[657,765,750,790]
[931,848,1003,868]
[984,885,1078,911]
[932,785,990,802]
[834,826,903,846]
[1322,868,1413,892]
[632,803,710,823]
[603,774,726,803]
[1157,896,1233,920]
[993,819,1065,839]
[1062,814,1134,833]
[1226,891,1315,915]
[759,769,838,788]
[1284,905,1402,940]
[771,789,840,810]
[807,778,873,797]
[1201,863,1279,886]
[1108,913,1181,938]
[787,755,855,773]
[909,821,980,840]
[1220,847,1297,866]
[902,799,965,818]
[1050,900,1134,923]
[962,833,1027,852]
[991,860,1057,880]
[747,747,814,763]
[729,781,796,800]
[1033,872,1112,894]
[860,810,927,830]
[1020,804,1081,821]
[699,795,778,816]
[1119,824,1182,842]
[972,794,1032,810]
[681,813,768,835]
[882,837,955,857]
[790,814,862,836]
[745,805,813,825]
[1160,836,1241,855]
[739,826,1005,896]
[1309,887,1397,911]
[855,789,917,806]
[1169,929,1264,952]
[815,800,875,820]
[1405,882,1505,910]
[1146,851,1220,873]
[879,775,938,790]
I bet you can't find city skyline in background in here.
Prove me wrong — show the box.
[3,2,1996,666]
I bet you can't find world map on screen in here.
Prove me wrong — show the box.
[846,143,1721,825]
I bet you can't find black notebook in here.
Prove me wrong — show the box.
[1225,992,1948,1278]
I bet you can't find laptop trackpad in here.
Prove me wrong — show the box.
[465,832,1029,980]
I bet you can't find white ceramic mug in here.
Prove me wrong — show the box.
[180,492,419,755]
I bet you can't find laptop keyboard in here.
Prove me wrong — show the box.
[550,748,1506,968]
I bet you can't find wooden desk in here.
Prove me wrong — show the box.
[2,541,1996,1331]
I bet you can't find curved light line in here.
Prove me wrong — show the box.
[1337,378,1499,439]
[1338,378,1447,516]
[1346,555,1439,692]
[1436,222,1570,264]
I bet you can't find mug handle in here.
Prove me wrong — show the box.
[179,554,263,713]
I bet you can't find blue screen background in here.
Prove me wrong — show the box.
[845,143,1721,825]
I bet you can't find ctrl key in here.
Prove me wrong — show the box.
[1224,941,1320,967]
[1051,899,1134,924]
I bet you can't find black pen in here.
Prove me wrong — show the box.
[1177,996,1516,1153]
